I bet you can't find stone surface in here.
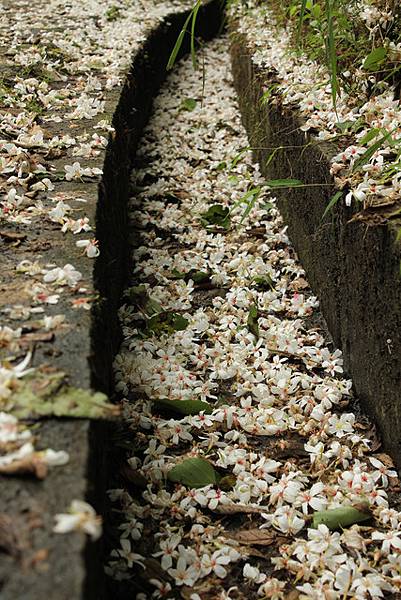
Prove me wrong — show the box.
[230,33,401,468]
[0,2,223,599]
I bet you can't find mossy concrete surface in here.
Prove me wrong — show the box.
[0,3,223,599]
[230,34,401,468]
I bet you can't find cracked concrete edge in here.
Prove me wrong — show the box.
[230,30,401,470]
[0,3,224,599]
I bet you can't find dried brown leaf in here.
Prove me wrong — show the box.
[245,547,268,558]
[0,230,27,242]
[348,211,388,226]
[365,425,382,452]
[370,438,382,452]
[291,277,309,291]
[227,528,277,546]
[120,464,148,489]
[374,453,395,469]
[0,456,48,479]
[20,332,54,345]
[275,439,309,459]
[172,190,190,200]
[213,504,267,515]
[286,592,300,600]
[181,582,245,600]
[142,557,170,581]
[247,226,267,237]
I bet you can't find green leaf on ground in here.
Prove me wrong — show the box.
[312,504,372,530]
[359,127,381,146]
[335,120,355,133]
[165,192,182,204]
[352,128,396,172]
[200,204,230,229]
[230,146,250,169]
[262,200,275,212]
[296,0,308,46]
[169,269,210,284]
[146,312,189,336]
[105,6,121,21]
[234,187,262,225]
[126,285,162,316]
[181,98,197,111]
[252,275,275,290]
[219,474,236,491]
[167,457,220,488]
[363,47,388,71]
[169,269,187,279]
[191,270,210,284]
[8,373,119,420]
[260,84,279,105]
[153,398,213,416]
[247,303,260,339]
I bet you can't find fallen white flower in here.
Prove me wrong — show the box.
[0,442,34,467]
[76,238,100,258]
[53,500,102,540]
[43,264,82,287]
[40,449,69,466]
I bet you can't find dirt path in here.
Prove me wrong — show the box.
[107,37,401,600]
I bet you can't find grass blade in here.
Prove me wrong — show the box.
[359,127,381,146]
[352,128,396,172]
[265,178,303,188]
[190,1,201,69]
[230,146,250,169]
[229,187,262,226]
[296,0,308,47]
[239,187,262,224]
[322,190,342,219]
[167,10,193,70]
[325,0,338,111]
[265,146,281,168]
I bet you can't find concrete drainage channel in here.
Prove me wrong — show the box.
[3,1,401,598]
[104,9,401,600]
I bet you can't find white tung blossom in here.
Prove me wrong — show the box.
[53,500,102,540]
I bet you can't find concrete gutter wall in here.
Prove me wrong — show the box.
[230,34,401,468]
[0,4,223,599]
